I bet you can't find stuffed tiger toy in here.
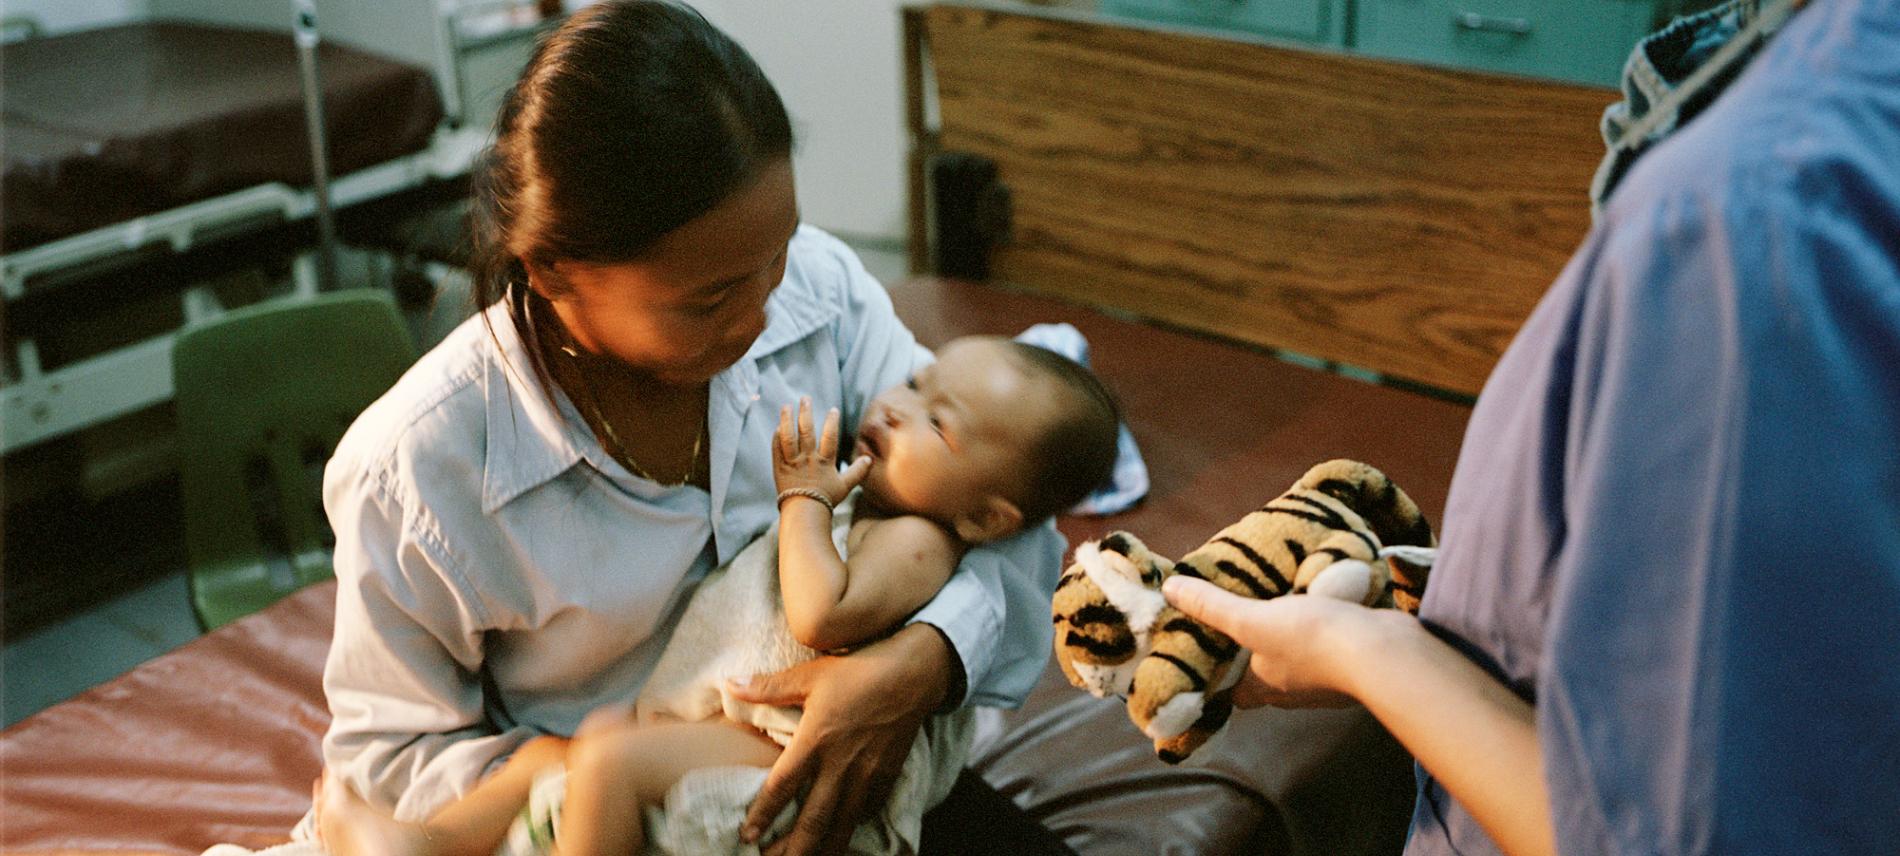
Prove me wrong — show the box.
[1052,459,1436,762]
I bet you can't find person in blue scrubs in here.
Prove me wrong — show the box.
[1165,0,1900,853]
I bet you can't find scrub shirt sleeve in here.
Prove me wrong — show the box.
[319,453,538,822]
[831,245,1063,709]
[1536,174,1900,854]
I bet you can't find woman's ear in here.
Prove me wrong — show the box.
[523,259,573,301]
[953,495,1025,544]
[524,263,554,301]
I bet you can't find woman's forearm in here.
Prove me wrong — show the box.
[1341,612,1556,856]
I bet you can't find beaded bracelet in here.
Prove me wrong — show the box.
[776,487,835,512]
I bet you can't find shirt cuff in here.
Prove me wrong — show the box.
[907,570,1004,709]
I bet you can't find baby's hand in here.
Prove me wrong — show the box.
[774,397,871,508]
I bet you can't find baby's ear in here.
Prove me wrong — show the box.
[953,495,1025,543]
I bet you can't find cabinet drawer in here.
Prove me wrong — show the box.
[1103,0,1340,44]
[1355,0,1654,86]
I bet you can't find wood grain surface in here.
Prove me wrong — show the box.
[917,4,1614,396]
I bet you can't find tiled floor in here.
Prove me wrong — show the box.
[0,238,912,730]
[1,573,199,726]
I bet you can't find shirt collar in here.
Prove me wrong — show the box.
[479,256,842,513]
[480,302,593,513]
[745,245,840,360]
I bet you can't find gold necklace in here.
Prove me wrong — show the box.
[559,343,706,486]
[532,296,705,486]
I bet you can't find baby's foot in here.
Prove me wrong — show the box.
[316,772,439,856]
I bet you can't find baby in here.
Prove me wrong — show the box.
[319,335,1120,855]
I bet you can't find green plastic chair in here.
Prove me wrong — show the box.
[172,290,416,630]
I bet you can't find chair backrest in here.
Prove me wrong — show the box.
[172,290,414,628]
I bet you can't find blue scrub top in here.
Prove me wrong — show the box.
[1408,1,1900,853]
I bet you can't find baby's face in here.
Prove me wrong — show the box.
[854,338,1058,526]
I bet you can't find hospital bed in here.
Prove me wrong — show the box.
[0,0,543,461]
[0,4,1614,851]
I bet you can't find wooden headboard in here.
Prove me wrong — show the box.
[904,3,1614,397]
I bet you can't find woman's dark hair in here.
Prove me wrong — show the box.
[470,0,793,386]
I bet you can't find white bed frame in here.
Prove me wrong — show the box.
[0,0,544,458]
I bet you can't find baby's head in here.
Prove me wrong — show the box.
[854,335,1120,543]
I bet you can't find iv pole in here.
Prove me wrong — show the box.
[293,0,340,292]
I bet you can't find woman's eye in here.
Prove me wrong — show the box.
[929,413,943,433]
[905,377,917,390]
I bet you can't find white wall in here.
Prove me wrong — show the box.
[690,1,910,242]
[3,0,149,34]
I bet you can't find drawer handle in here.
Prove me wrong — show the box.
[1454,11,1533,35]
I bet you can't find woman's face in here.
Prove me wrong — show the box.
[540,159,800,387]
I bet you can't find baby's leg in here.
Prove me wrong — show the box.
[316,735,569,856]
[426,734,571,850]
[317,771,440,856]
[557,714,783,856]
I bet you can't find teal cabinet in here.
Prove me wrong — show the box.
[1102,0,1349,46]
[1355,0,1656,86]
[1102,0,1662,86]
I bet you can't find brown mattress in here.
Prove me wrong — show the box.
[0,22,444,253]
[0,277,1471,854]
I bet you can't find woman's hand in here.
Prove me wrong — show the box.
[1161,575,1387,709]
[774,397,871,506]
[1168,578,1557,856]
[726,623,953,856]
[1167,575,1556,856]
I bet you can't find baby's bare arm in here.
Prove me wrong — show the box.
[773,398,959,651]
[827,515,962,648]
[777,497,855,649]
[779,508,961,652]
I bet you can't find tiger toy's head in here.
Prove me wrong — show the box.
[1052,459,1437,763]
[1051,532,1174,698]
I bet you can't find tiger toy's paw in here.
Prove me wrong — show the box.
[1052,532,1173,699]
[1306,558,1377,604]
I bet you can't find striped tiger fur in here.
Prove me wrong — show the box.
[1051,459,1436,763]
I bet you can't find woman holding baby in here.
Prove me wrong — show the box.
[312,3,1064,853]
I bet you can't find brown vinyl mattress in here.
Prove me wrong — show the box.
[0,21,443,253]
[0,277,1472,854]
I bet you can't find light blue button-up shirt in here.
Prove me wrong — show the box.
[320,225,1063,820]
[1408,1,1900,852]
